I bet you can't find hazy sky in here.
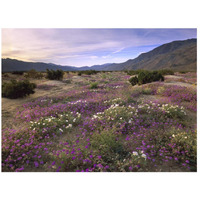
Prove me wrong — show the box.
[2,28,197,67]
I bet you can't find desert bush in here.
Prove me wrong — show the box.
[2,73,9,77]
[12,71,24,75]
[138,71,164,85]
[125,69,147,76]
[179,71,188,74]
[2,79,36,99]
[141,87,152,95]
[24,69,43,79]
[90,82,98,89]
[158,69,174,75]
[77,70,99,76]
[46,69,64,80]
[91,129,125,160]
[129,76,138,86]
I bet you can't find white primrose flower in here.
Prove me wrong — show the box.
[132,151,138,156]
[93,115,98,119]
[59,128,63,132]
[141,154,147,160]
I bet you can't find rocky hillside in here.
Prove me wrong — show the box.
[2,39,197,72]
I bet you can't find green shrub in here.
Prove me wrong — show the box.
[90,82,98,89]
[77,70,99,76]
[129,76,138,86]
[142,87,152,95]
[2,73,9,78]
[138,71,164,85]
[91,129,125,157]
[12,71,24,75]
[125,69,148,75]
[179,71,188,74]
[2,80,36,99]
[158,69,174,75]
[24,69,43,79]
[46,69,64,80]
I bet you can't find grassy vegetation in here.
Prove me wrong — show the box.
[90,82,98,89]
[1,70,197,172]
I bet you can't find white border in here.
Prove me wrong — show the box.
[0,0,199,200]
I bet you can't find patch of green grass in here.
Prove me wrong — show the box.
[90,82,98,89]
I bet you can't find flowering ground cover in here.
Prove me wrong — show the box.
[1,72,197,172]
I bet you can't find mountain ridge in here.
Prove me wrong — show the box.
[2,38,197,72]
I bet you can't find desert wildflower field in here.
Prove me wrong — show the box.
[1,71,197,172]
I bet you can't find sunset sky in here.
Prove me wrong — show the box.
[2,28,197,67]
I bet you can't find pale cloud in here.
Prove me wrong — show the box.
[2,28,197,66]
[102,55,111,59]
[90,56,98,59]
[112,47,125,54]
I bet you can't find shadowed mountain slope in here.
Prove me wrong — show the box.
[2,39,196,72]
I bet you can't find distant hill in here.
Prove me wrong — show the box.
[79,63,115,71]
[2,58,77,72]
[2,38,197,72]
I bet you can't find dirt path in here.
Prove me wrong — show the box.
[163,81,195,88]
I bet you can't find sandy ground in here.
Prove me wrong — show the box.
[1,78,75,129]
[163,81,195,88]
